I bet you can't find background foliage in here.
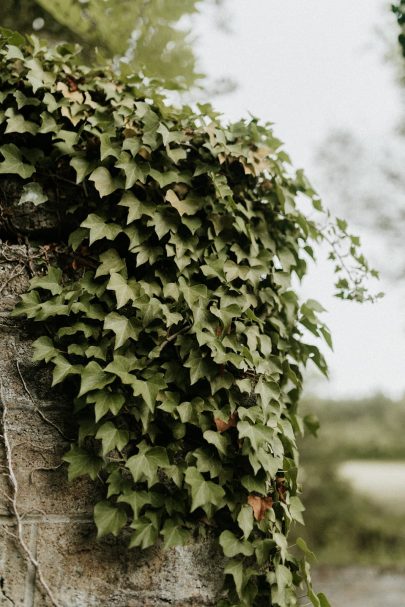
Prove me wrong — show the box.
[0,0,204,87]
[298,395,405,567]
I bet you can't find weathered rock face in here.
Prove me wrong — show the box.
[0,188,224,606]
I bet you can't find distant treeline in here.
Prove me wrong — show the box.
[301,394,405,462]
[296,394,405,566]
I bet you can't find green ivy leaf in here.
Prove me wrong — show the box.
[117,490,152,518]
[0,143,35,178]
[94,500,127,537]
[32,336,57,363]
[103,312,141,349]
[81,214,121,245]
[219,530,254,557]
[118,191,155,223]
[129,516,158,549]
[115,153,147,188]
[237,420,274,452]
[10,290,41,318]
[203,430,229,456]
[126,443,169,483]
[63,445,103,480]
[237,505,254,539]
[106,272,142,309]
[131,375,167,412]
[224,559,245,598]
[184,467,225,515]
[296,537,316,560]
[160,519,190,549]
[19,182,48,206]
[51,355,79,386]
[95,249,126,278]
[70,155,93,183]
[89,166,119,197]
[87,390,125,422]
[30,267,62,295]
[95,422,129,455]
[78,361,114,397]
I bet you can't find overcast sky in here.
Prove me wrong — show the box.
[197,0,405,399]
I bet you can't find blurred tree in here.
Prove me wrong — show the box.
[313,129,405,278]
[0,0,230,88]
[312,4,405,279]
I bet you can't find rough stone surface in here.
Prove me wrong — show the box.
[0,236,225,606]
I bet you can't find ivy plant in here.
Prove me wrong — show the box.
[0,30,375,607]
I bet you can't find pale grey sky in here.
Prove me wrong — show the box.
[197,0,405,398]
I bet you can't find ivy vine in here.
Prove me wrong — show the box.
[0,29,376,607]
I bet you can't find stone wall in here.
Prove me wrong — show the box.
[0,186,224,606]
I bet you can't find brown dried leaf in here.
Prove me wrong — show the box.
[247,495,273,521]
[214,412,238,433]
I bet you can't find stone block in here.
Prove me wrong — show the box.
[34,523,224,607]
[0,408,102,516]
[0,517,35,606]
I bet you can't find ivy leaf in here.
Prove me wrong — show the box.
[224,559,245,598]
[237,421,274,452]
[94,501,127,538]
[237,505,254,539]
[5,108,37,135]
[81,214,121,245]
[78,361,114,397]
[184,467,225,515]
[68,227,88,251]
[165,188,198,216]
[104,312,141,349]
[131,375,167,412]
[95,422,129,455]
[95,249,126,278]
[219,530,254,557]
[0,143,35,178]
[203,430,229,456]
[19,182,48,206]
[63,445,103,481]
[149,169,181,188]
[317,593,332,607]
[89,166,119,197]
[106,272,141,309]
[160,519,190,549]
[184,351,215,385]
[274,532,289,562]
[274,563,293,594]
[117,490,151,518]
[247,495,273,521]
[87,390,125,422]
[51,355,79,386]
[70,155,92,183]
[32,336,57,363]
[30,267,62,295]
[241,474,267,495]
[255,538,276,566]
[126,443,169,483]
[118,191,155,223]
[129,517,158,549]
[11,290,41,318]
[296,537,316,561]
[115,154,147,188]
[289,495,305,524]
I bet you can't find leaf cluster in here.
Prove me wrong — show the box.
[0,31,365,607]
